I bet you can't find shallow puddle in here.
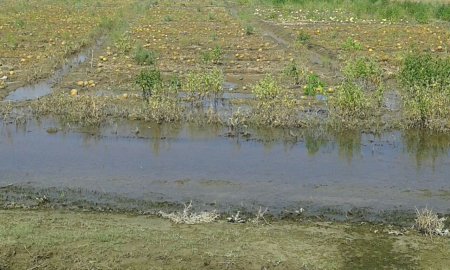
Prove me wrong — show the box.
[1,119,449,216]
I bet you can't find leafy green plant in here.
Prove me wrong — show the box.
[283,61,301,85]
[343,57,382,86]
[304,73,325,96]
[296,31,311,45]
[252,75,281,100]
[136,68,162,101]
[183,68,224,102]
[400,54,450,89]
[114,34,132,54]
[134,46,157,65]
[245,25,255,35]
[201,46,223,64]
[342,37,363,51]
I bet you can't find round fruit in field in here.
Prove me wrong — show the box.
[70,89,78,96]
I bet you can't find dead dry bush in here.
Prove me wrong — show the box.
[158,201,219,224]
[414,207,448,237]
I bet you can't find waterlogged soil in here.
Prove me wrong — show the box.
[1,118,449,222]
[0,209,448,269]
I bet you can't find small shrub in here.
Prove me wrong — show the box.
[134,46,157,65]
[136,68,162,101]
[251,93,299,127]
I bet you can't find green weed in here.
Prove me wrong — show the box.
[304,73,325,96]
[252,75,281,100]
[283,61,301,85]
[343,57,382,87]
[296,31,311,45]
[201,45,223,64]
[342,38,362,51]
[136,68,162,101]
[134,46,157,66]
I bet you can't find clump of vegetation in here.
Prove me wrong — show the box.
[158,201,219,224]
[304,73,325,96]
[136,68,162,101]
[252,75,281,100]
[400,54,450,89]
[30,93,111,127]
[114,33,132,54]
[343,57,382,88]
[201,45,223,64]
[415,207,448,236]
[251,75,300,127]
[296,31,311,45]
[283,61,301,85]
[399,54,450,130]
[0,101,13,119]
[134,45,157,65]
[329,80,383,128]
[183,68,224,103]
[342,37,362,51]
[143,96,183,124]
[245,25,255,35]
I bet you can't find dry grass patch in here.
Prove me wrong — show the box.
[158,201,219,224]
[415,207,448,236]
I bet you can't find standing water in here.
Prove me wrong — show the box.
[1,119,449,215]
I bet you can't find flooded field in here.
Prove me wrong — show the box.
[1,119,449,220]
[1,0,450,268]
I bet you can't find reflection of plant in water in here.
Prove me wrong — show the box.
[305,134,328,156]
[335,131,361,163]
[403,130,450,168]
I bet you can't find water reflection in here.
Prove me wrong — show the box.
[1,119,450,167]
[403,130,450,168]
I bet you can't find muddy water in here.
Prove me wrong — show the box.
[4,38,104,102]
[1,119,449,216]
